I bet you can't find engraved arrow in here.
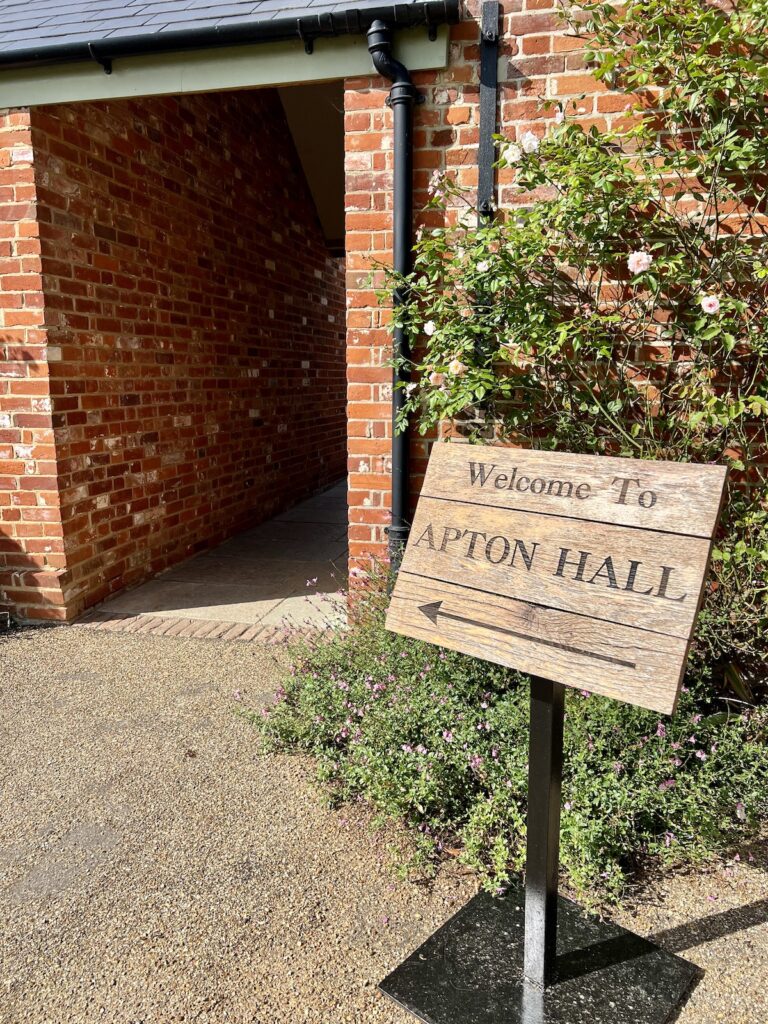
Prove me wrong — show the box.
[417,600,636,669]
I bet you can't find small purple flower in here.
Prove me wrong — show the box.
[564,801,572,811]
[695,750,707,761]
[664,832,675,848]
[659,778,676,792]
[401,743,413,753]
[580,689,591,698]
[656,722,666,739]
[736,801,746,821]
[469,754,484,771]
[442,730,454,743]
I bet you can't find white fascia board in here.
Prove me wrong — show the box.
[0,26,448,110]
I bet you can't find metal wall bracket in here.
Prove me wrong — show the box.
[477,0,500,223]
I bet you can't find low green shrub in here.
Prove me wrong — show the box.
[253,581,768,906]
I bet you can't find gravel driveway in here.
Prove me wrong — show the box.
[0,625,766,1023]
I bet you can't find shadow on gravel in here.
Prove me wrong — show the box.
[649,895,768,954]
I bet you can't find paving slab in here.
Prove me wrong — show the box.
[90,482,349,633]
[205,521,348,564]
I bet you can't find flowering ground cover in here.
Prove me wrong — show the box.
[254,580,768,907]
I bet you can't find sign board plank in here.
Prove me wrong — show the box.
[421,448,725,536]
[387,575,690,713]
[386,445,727,714]
[403,497,710,640]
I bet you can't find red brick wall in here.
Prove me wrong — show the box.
[344,0,622,576]
[0,89,346,621]
[0,109,69,621]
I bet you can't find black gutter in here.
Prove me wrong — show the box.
[0,1,459,71]
[367,19,418,571]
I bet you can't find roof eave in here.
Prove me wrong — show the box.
[0,0,460,71]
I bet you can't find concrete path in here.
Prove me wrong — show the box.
[81,481,348,641]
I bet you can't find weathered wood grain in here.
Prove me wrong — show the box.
[422,444,727,537]
[387,445,728,713]
[386,575,689,713]
[403,496,712,639]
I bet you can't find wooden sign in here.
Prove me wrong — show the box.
[386,446,727,713]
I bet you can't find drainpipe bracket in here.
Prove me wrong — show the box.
[385,80,422,106]
[385,92,425,107]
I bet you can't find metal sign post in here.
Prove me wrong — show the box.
[380,676,701,1023]
[523,677,565,990]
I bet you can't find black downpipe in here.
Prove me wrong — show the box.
[367,20,418,571]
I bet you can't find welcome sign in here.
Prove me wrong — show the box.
[386,446,728,714]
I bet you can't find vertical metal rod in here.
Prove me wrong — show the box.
[477,0,500,224]
[523,675,565,988]
[387,89,414,570]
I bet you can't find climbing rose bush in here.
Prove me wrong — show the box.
[385,0,768,693]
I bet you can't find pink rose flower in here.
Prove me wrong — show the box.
[428,371,445,387]
[627,250,653,274]
[448,358,468,376]
[700,294,721,315]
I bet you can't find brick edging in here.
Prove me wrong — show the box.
[75,610,308,644]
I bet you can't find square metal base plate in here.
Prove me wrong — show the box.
[380,888,700,1024]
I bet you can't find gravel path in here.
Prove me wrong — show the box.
[0,625,766,1023]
